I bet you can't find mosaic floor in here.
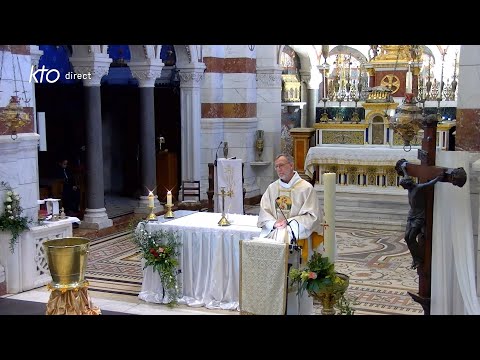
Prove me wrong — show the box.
[84,218,423,315]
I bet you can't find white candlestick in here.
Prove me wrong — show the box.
[406,70,412,94]
[167,190,172,206]
[148,191,154,208]
[323,172,336,263]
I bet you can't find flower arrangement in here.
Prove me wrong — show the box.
[289,250,355,315]
[0,181,31,253]
[132,220,181,306]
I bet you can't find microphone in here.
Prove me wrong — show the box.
[214,141,223,167]
[275,197,297,245]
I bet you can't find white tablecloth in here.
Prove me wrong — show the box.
[139,211,261,310]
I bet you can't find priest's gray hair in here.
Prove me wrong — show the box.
[275,153,294,164]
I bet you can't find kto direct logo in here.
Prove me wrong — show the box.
[29,65,92,83]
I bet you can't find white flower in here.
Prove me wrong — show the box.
[6,205,11,210]
[6,191,12,196]
[7,209,11,213]
[9,216,14,220]
[6,197,12,202]
[14,194,20,200]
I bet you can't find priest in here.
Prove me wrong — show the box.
[257,153,321,315]
[257,153,321,243]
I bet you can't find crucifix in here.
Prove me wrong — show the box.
[393,114,466,315]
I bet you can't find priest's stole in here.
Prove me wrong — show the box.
[239,238,289,315]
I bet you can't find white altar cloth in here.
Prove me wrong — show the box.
[304,146,420,178]
[139,211,261,310]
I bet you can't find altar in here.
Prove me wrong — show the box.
[139,211,261,310]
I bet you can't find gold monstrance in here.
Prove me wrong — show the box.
[218,187,232,226]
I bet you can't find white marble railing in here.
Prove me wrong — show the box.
[0,218,78,294]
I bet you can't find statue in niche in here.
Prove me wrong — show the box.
[255,130,264,161]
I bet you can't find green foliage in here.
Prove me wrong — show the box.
[0,181,31,253]
[132,221,181,307]
[289,251,355,315]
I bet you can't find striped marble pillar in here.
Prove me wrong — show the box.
[201,45,259,197]
[456,45,480,151]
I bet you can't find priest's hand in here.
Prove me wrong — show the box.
[274,219,287,229]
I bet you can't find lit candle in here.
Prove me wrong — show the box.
[323,172,336,263]
[167,190,172,206]
[148,191,154,208]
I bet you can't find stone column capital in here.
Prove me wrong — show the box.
[70,54,112,87]
[29,45,43,68]
[177,63,206,88]
[129,60,164,87]
[300,68,321,89]
[256,66,282,89]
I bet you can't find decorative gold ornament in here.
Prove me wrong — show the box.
[389,94,423,150]
[380,74,401,94]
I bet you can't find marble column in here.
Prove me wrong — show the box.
[472,158,480,296]
[255,59,282,193]
[177,63,206,183]
[71,58,113,230]
[29,45,43,134]
[130,63,164,214]
[300,68,321,128]
[456,45,480,151]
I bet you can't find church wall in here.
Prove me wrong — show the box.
[200,45,260,198]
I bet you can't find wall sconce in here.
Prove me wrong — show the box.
[389,94,422,151]
[248,45,255,51]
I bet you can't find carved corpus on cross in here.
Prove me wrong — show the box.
[394,114,467,315]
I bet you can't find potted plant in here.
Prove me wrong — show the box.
[289,250,353,315]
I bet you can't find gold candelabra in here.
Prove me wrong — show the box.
[218,187,232,226]
[147,191,157,221]
[164,204,174,218]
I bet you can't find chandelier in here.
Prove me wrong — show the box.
[0,50,31,140]
[387,45,424,152]
[1,96,30,140]
[389,93,422,151]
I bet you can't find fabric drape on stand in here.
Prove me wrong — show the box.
[431,151,480,315]
[214,158,243,214]
[46,286,101,315]
[138,259,172,304]
[239,238,288,315]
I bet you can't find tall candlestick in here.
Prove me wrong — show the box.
[167,190,172,206]
[148,191,154,208]
[323,172,336,263]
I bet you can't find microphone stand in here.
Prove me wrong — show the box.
[214,141,223,167]
[275,197,300,252]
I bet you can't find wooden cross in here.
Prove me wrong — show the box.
[395,114,467,315]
